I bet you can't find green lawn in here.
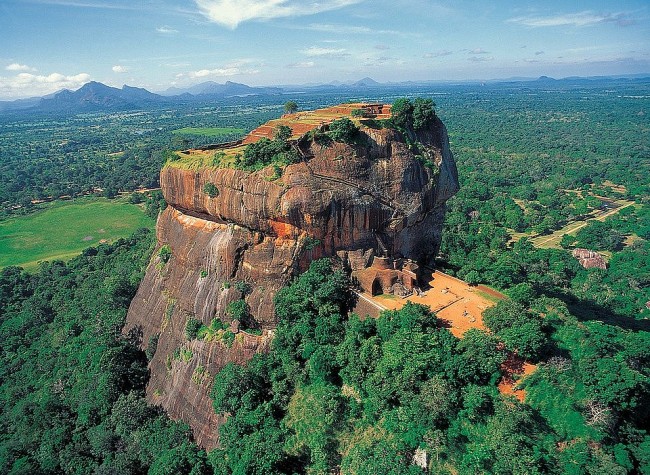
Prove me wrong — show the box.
[0,197,155,271]
[171,127,245,136]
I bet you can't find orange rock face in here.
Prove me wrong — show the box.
[124,109,458,448]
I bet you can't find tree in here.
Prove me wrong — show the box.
[103,186,118,199]
[341,434,422,475]
[464,270,481,285]
[391,98,414,130]
[211,362,253,414]
[284,383,343,471]
[145,190,167,218]
[457,329,506,384]
[483,300,527,334]
[420,375,456,425]
[274,125,292,142]
[328,118,359,144]
[483,300,546,360]
[284,100,298,114]
[412,98,436,130]
[560,233,576,249]
[575,220,624,252]
[506,282,536,305]
[499,321,546,361]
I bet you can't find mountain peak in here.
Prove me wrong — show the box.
[80,81,113,89]
[33,81,162,112]
[353,77,381,87]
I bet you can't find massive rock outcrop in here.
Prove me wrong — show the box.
[124,104,459,448]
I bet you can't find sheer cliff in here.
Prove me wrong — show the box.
[124,104,459,448]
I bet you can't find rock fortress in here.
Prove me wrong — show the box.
[125,102,460,448]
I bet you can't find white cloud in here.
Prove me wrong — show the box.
[112,65,128,73]
[6,63,36,72]
[508,11,635,28]
[423,50,453,58]
[0,71,91,99]
[307,23,372,34]
[156,26,179,34]
[194,0,363,29]
[287,61,315,68]
[362,55,402,67]
[301,22,405,37]
[468,48,490,55]
[467,56,494,62]
[187,66,258,78]
[24,0,140,10]
[301,46,348,58]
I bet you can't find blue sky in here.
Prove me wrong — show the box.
[1,0,649,99]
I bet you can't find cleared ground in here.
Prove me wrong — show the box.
[497,354,537,402]
[0,197,154,271]
[374,271,504,338]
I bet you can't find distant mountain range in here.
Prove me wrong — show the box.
[1,74,648,114]
[41,82,162,112]
[0,80,284,113]
[161,80,282,97]
[0,82,163,113]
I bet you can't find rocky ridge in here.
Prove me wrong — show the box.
[124,103,459,448]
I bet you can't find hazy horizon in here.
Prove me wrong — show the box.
[2,0,649,100]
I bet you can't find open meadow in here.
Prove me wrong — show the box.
[0,197,154,271]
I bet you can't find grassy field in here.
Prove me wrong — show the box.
[169,146,245,170]
[0,197,155,271]
[171,127,245,136]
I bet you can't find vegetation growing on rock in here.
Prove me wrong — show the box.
[237,127,300,170]
[203,182,219,198]
[327,117,360,144]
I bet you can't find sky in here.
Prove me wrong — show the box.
[1,0,649,99]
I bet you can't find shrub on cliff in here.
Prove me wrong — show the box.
[185,318,203,340]
[413,98,436,130]
[202,182,219,198]
[158,244,172,264]
[391,97,436,133]
[238,127,299,170]
[391,98,415,130]
[275,125,292,142]
[226,299,257,330]
[328,117,360,144]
